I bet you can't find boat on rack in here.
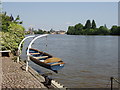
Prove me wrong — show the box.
[29,48,65,73]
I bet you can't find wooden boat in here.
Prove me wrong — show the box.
[29,48,65,73]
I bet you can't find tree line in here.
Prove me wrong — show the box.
[33,29,50,34]
[1,12,25,55]
[67,20,120,35]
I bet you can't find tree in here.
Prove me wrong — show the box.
[91,20,96,29]
[50,28,55,33]
[104,24,107,28]
[15,15,20,21]
[1,23,25,55]
[117,26,120,35]
[96,26,110,35]
[87,29,95,35]
[67,26,75,35]
[110,25,119,35]
[74,23,83,31]
[10,14,14,21]
[66,19,120,35]
[84,20,91,29]
[33,29,49,34]
[14,15,23,24]
[74,23,83,35]
[1,12,23,32]
[1,13,12,32]
[1,12,25,55]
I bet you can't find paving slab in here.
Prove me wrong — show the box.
[1,57,47,89]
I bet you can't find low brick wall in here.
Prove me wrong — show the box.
[0,50,11,57]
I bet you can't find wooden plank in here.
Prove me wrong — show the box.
[30,53,40,55]
[33,56,48,59]
[0,50,11,53]
[30,48,53,57]
[50,62,65,66]
[44,57,61,63]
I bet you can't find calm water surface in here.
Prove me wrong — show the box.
[21,34,118,88]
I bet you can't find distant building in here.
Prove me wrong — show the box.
[50,30,66,34]
[28,27,34,35]
[56,30,66,34]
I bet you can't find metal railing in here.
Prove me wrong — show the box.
[110,77,120,90]
[26,34,49,71]
[17,35,35,63]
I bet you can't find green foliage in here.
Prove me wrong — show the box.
[67,26,75,35]
[33,29,49,34]
[104,24,107,28]
[110,25,120,35]
[75,23,83,31]
[1,12,23,32]
[117,26,120,35]
[91,20,96,29]
[10,14,14,21]
[95,26,110,35]
[1,12,25,55]
[84,20,91,29]
[67,19,119,35]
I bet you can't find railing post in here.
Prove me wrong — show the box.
[17,50,21,63]
[111,77,113,90]
[26,56,30,71]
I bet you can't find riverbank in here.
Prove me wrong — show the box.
[1,56,66,89]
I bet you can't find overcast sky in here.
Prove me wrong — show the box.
[3,2,118,31]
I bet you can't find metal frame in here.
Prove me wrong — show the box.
[26,34,49,71]
[17,35,35,63]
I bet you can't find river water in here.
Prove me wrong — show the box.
[21,34,118,88]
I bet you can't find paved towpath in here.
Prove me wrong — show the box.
[1,57,47,89]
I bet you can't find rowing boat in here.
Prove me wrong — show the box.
[29,48,65,73]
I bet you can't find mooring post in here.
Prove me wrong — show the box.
[111,77,113,90]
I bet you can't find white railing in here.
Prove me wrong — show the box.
[17,35,35,63]
[26,34,49,71]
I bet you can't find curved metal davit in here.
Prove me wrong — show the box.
[17,35,35,63]
[26,34,49,71]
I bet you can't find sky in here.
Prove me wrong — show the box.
[1,0,120,2]
[2,2,118,31]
